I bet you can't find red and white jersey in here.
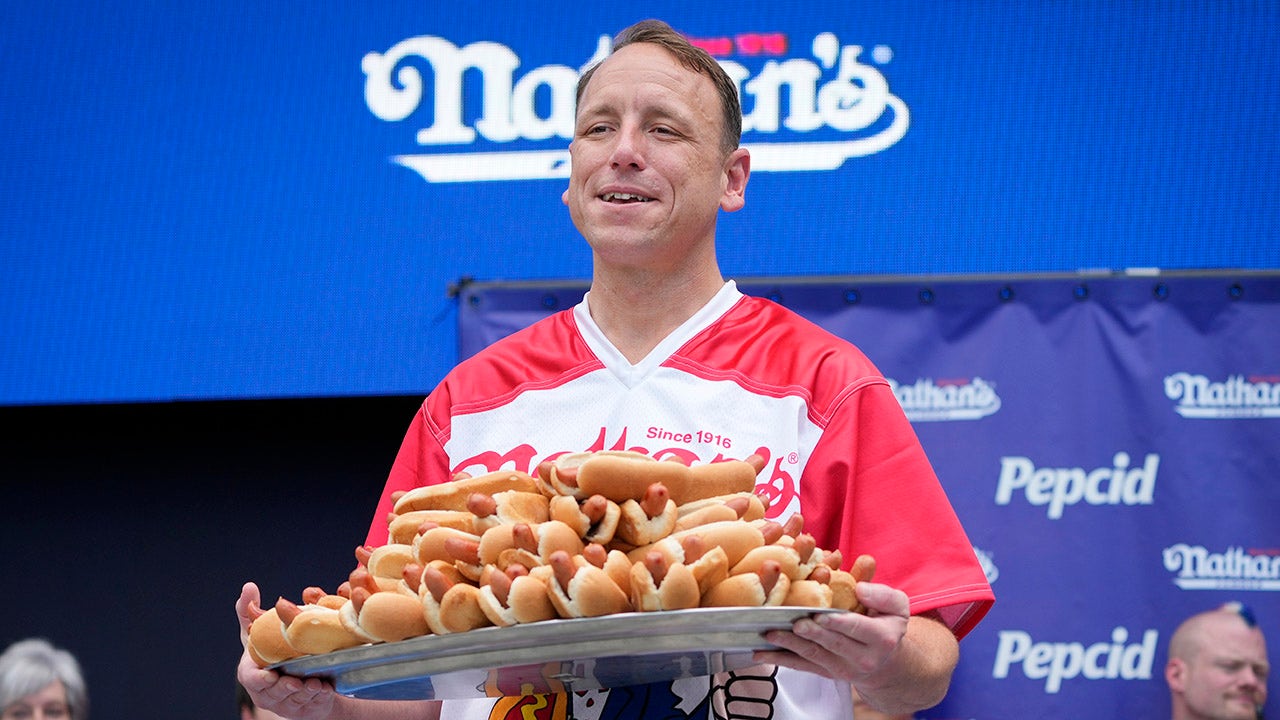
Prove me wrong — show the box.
[368,281,994,719]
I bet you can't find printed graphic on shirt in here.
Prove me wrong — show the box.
[480,666,780,720]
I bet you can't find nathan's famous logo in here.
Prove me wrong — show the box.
[888,377,1001,422]
[1164,372,1280,418]
[974,546,999,584]
[1163,543,1280,591]
[993,626,1158,694]
[361,31,908,183]
[452,425,802,521]
[994,452,1158,520]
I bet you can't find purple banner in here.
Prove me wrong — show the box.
[459,271,1280,719]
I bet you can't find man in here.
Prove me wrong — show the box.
[236,18,993,719]
[1166,603,1269,720]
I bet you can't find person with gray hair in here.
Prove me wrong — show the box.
[0,638,88,720]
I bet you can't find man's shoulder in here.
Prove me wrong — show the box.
[699,294,880,373]
[435,308,600,404]
[673,294,887,411]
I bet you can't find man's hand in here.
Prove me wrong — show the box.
[235,583,442,720]
[236,582,339,720]
[753,581,958,714]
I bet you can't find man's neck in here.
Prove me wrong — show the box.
[587,263,725,364]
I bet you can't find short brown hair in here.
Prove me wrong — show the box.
[575,19,743,155]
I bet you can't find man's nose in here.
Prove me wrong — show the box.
[608,127,646,169]
[1237,665,1264,688]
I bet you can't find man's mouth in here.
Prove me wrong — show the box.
[600,192,653,204]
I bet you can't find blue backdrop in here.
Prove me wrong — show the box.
[2,2,1278,405]
[458,271,1280,719]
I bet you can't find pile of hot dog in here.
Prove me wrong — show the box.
[247,450,876,667]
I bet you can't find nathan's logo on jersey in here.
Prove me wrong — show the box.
[994,452,1158,520]
[1163,543,1280,591]
[451,425,802,520]
[887,377,1001,421]
[1164,372,1280,418]
[362,31,908,183]
[992,627,1158,694]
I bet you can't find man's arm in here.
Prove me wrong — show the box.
[754,581,959,715]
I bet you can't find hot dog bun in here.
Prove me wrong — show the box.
[387,510,476,545]
[468,490,550,532]
[277,597,365,655]
[573,452,759,507]
[393,470,539,514]
[674,492,768,532]
[246,605,304,666]
[702,559,791,607]
[477,563,558,627]
[546,550,633,618]
[548,494,621,545]
[630,551,701,612]
[419,563,493,634]
[341,586,430,643]
[614,483,678,546]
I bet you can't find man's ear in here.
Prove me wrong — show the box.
[720,148,751,213]
[1165,658,1187,692]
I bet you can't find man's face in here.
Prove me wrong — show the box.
[1169,617,1269,720]
[562,43,747,272]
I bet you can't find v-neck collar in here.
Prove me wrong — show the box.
[573,281,743,388]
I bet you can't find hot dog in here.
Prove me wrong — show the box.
[673,492,768,532]
[702,559,791,608]
[548,493,621,545]
[575,453,761,507]
[339,583,430,643]
[276,594,366,655]
[467,490,550,532]
[420,562,493,635]
[541,450,763,508]
[246,605,304,667]
[476,520,585,571]
[357,543,418,592]
[782,565,836,609]
[413,525,483,567]
[387,510,476,545]
[393,470,540,514]
[582,542,634,598]
[476,563,558,627]
[629,519,766,569]
[546,549,633,618]
[630,550,701,612]
[614,482,678,546]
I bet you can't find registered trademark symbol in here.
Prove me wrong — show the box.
[788,452,800,464]
[872,45,894,64]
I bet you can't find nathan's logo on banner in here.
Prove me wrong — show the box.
[1163,543,1280,591]
[1164,372,1280,418]
[994,452,1158,519]
[992,627,1158,694]
[362,31,908,183]
[887,377,1001,421]
[974,546,999,584]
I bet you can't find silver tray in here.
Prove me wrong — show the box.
[272,606,839,700]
